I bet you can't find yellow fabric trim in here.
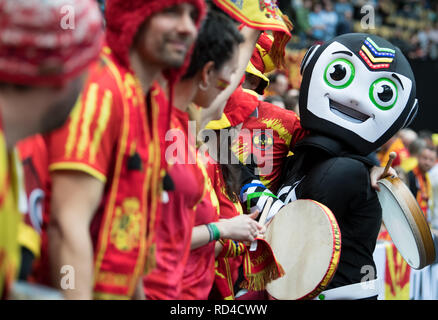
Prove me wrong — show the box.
[0,131,22,296]
[205,113,232,130]
[102,46,112,55]
[89,90,113,164]
[93,54,131,295]
[133,86,151,283]
[310,201,341,298]
[215,269,226,279]
[260,118,292,146]
[197,156,220,215]
[65,95,83,159]
[245,61,270,84]
[17,222,41,258]
[224,258,234,297]
[241,88,260,97]
[49,162,107,183]
[93,291,131,300]
[141,86,161,281]
[77,83,99,159]
[0,132,7,193]
[123,73,137,106]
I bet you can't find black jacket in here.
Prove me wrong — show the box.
[282,135,382,289]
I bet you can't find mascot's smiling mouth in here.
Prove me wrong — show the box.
[329,99,370,124]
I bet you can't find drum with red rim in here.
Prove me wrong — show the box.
[265,199,341,300]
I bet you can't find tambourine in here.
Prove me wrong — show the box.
[377,175,436,269]
[264,199,341,300]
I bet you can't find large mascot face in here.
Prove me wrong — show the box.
[299,33,418,155]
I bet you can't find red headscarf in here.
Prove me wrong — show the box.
[0,0,104,86]
[249,33,276,76]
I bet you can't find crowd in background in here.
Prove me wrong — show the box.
[377,128,438,230]
[279,0,438,61]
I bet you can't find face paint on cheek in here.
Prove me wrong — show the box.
[216,78,230,91]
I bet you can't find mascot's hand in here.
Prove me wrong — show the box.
[370,165,398,191]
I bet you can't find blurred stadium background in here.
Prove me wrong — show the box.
[279,0,438,132]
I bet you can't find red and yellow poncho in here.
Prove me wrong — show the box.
[45,47,166,299]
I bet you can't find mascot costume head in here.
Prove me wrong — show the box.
[248,34,420,299]
[299,33,417,156]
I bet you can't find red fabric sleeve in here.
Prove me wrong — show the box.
[45,63,122,182]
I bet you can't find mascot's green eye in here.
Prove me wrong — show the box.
[369,78,398,110]
[324,58,355,89]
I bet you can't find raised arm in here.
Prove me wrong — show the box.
[201,27,261,128]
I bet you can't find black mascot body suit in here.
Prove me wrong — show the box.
[240,33,418,299]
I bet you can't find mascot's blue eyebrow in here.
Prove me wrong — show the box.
[332,50,353,56]
[392,73,404,90]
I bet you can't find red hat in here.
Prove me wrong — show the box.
[245,33,276,94]
[105,0,206,152]
[105,0,206,82]
[0,0,104,86]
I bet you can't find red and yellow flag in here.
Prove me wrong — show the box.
[213,0,293,69]
[378,230,411,300]
[385,243,411,300]
[241,238,284,291]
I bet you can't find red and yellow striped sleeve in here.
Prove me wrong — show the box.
[207,161,243,219]
[46,63,122,183]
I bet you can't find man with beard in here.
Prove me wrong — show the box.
[45,0,206,299]
[0,0,104,299]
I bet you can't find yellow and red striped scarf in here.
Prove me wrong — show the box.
[413,166,432,220]
[213,0,293,69]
